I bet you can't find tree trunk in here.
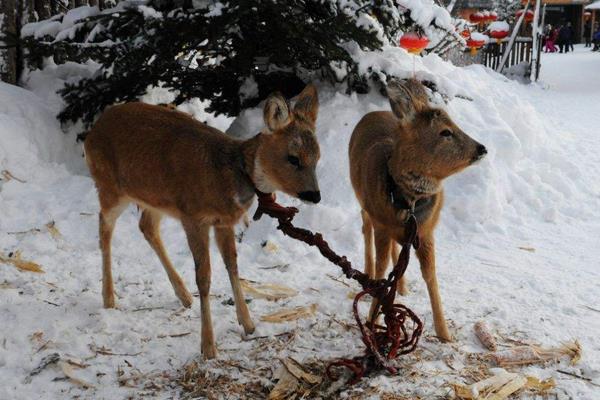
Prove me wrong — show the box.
[0,0,18,84]
[22,0,37,23]
[35,0,52,20]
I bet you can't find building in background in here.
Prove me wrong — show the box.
[453,0,495,21]
[543,0,593,42]
[452,0,592,42]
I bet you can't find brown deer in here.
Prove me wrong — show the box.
[84,84,320,358]
[349,79,487,342]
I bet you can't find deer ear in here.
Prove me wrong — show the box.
[293,83,319,126]
[386,78,428,125]
[263,92,291,133]
[403,78,429,110]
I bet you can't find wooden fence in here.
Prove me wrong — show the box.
[482,37,533,71]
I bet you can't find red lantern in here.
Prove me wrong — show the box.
[469,12,485,23]
[466,34,487,55]
[488,11,498,22]
[482,10,490,22]
[399,32,430,54]
[488,21,510,43]
[516,9,534,23]
[460,29,471,38]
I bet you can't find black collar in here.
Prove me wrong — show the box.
[387,169,434,215]
[387,171,415,212]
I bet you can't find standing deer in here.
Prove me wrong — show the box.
[84,84,320,358]
[349,79,487,342]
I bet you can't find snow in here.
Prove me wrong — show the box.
[398,0,454,31]
[1,46,600,399]
[470,32,490,43]
[488,21,510,33]
[137,5,163,20]
[21,7,99,39]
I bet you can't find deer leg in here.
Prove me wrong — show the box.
[367,226,392,321]
[139,209,193,308]
[182,219,216,358]
[214,226,255,335]
[416,234,452,342]
[361,210,375,278]
[390,242,408,295]
[98,197,127,309]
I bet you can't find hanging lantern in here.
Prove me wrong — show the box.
[488,11,498,22]
[469,12,485,24]
[516,9,535,23]
[399,32,430,54]
[488,21,510,44]
[467,33,488,55]
[482,10,491,23]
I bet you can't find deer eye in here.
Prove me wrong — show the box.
[287,155,301,168]
[440,129,453,138]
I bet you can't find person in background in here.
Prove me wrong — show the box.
[567,22,575,52]
[593,23,600,52]
[558,22,572,53]
[584,20,592,48]
[544,25,558,53]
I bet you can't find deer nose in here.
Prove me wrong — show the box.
[477,144,487,156]
[298,191,321,204]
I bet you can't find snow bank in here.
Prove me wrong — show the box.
[0,82,80,179]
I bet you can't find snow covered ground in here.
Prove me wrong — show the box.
[1,45,599,399]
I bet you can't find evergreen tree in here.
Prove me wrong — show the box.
[493,0,521,24]
[21,0,463,137]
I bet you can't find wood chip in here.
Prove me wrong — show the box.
[1,170,26,183]
[454,370,528,399]
[487,375,528,400]
[60,361,95,388]
[157,332,191,338]
[268,358,321,400]
[491,341,581,367]
[90,344,142,357]
[526,376,556,392]
[281,357,321,385]
[474,320,497,351]
[260,304,317,323]
[0,251,44,273]
[268,365,300,400]
[241,280,298,301]
[518,246,535,252]
[46,221,62,240]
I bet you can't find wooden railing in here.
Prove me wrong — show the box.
[482,37,533,71]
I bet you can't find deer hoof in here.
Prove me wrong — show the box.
[178,291,193,308]
[243,321,256,335]
[202,344,218,359]
[103,296,116,309]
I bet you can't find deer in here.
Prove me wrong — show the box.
[349,78,487,342]
[84,84,320,358]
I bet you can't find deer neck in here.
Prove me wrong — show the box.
[387,160,440,212]
[240,133,277,194]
